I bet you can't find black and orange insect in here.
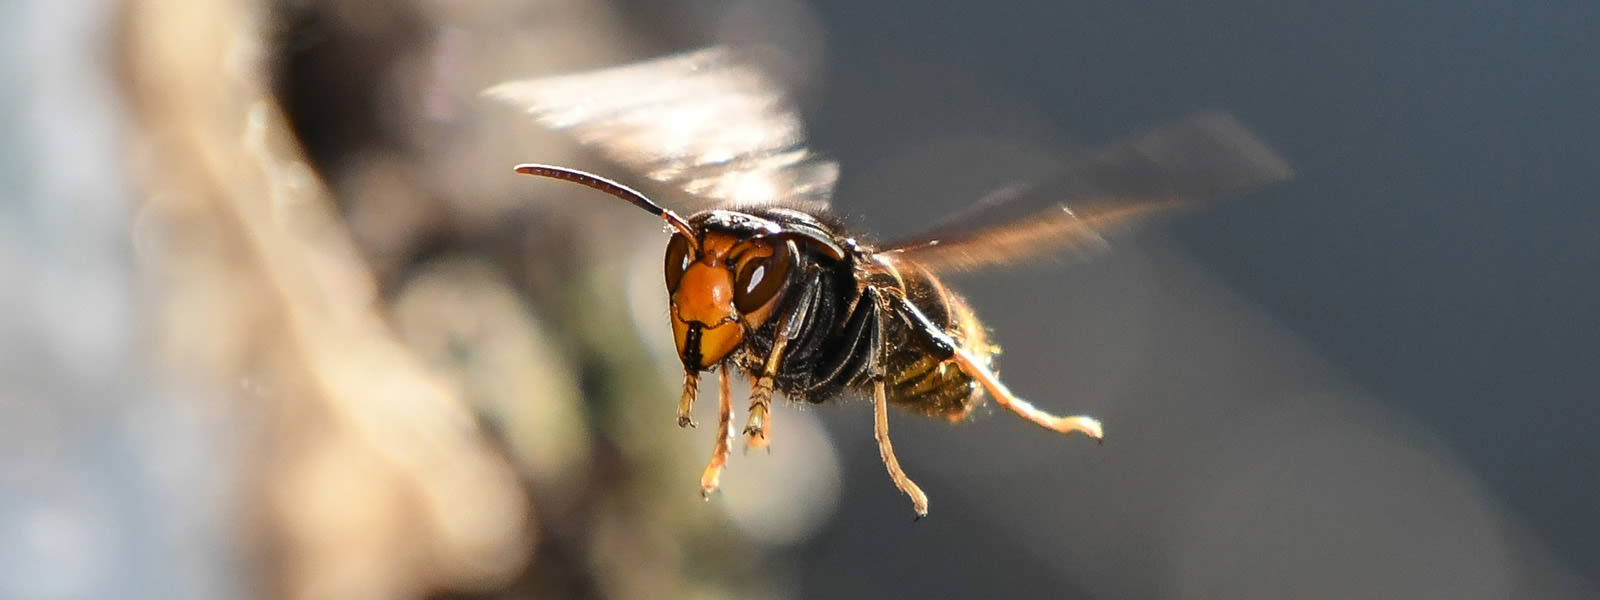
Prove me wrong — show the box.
[488,48,1289,517]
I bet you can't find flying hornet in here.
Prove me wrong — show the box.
[486,47,1290,518]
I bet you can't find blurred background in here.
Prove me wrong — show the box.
[3,0,1596,598]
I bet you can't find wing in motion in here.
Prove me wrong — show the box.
[878,112,1292,272]
[484,47,838,212]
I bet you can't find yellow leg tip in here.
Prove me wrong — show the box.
[1074,416,1104,440]
[744,430,770,450]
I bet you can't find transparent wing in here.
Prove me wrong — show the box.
[878,112,1292,272]
[484,47,837,212]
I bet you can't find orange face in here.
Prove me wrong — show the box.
[666,231,793,370]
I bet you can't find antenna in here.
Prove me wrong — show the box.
[514,164,699,246]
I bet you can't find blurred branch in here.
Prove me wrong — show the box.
[119,0,530,597]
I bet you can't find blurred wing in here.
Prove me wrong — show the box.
[484,47,837,212]
[878,112,1292,272]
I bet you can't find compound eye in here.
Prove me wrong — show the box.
[733,242,792,314]
[664,233,692,291]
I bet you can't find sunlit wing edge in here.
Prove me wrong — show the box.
[878,112,1291,273]
[482,46,838,213]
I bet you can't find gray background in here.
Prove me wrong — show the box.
[775,0,1600,596]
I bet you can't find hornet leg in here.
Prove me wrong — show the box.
[676,369,699,428]
[875,374,929,519]
[700,367,736,497]
[889,293,1103,441]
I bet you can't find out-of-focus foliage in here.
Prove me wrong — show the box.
[112,0,807,598]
